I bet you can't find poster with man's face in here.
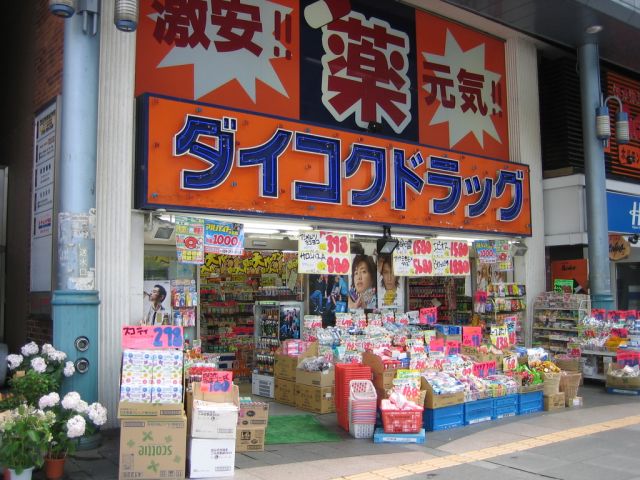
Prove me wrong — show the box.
[348,254,377,310]
[142,280,172,325]
[377,254,404,310]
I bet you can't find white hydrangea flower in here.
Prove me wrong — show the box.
[30,356,47,373]
[61,391,81,410]
[7,354,23,370]
[87,402,108,426]
[66,415,86,438]
[74,400,89,414]
[63,361,75,377]
[38,392,60,409]
[21,341,39,357]
[47,350,67,362]
[41,344,55,355]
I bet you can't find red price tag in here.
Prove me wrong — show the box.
[445,341,460,356]
[326,234,349,254]
[327,256,350,273]
[122,326,184,350]
[462,326,482,347]
[429,338,444,352]
[200,370,233,393]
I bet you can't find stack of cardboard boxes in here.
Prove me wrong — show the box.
[236,399,270,452]
[118,349,187,480]
[186,383,239,478]
[274,343,336,414]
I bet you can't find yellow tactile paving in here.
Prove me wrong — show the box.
[331,414,640,480]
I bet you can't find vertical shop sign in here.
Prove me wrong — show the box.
[175,217,204,264]
[392,238,470,276]
[297,230,351,274]
[204,219,244,255]
[31,100,58,292]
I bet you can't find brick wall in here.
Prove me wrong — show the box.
[34,1,64,111]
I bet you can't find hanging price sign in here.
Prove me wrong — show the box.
[200,370,233,393]
[204,220,244,255]
[298,231,351,274]
[121,325,184,350]
[393,238,470,276]
[474,240,496,264]
[176,217,204,264]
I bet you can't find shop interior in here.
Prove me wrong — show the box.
[142,213,528,385]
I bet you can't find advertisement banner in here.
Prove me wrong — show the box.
[175,217,204,264]
[474,240,496,264]
[137,95,530,236]
[393,238,470,276]
[297,231,351,274]
[204,219,244,255]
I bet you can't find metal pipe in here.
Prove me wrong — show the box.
[577,41,614,310]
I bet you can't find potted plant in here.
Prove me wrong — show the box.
[0,404,55,480]
[37,392,108,480]
[4,342,75,408]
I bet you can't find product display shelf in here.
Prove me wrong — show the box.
[531,292,590,355]
[475,283,526,346]
[254,302,281,376]
[408,277,464,323]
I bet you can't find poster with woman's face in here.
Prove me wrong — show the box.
[377,254,404,310]
[348,254,377,310]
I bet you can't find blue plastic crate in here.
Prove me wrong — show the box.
[423,404,464,432]
[606,387,640,396]
[493,394,518,419]
[373,428,426,444]
[518,390,543,415]
[464,398,494,425]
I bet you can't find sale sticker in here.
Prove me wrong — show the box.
[462,326,482,347]
[200,370,233,393]
[419,307,438,325]
[122,325,184,350]
[204,220,244,255]
[298,230,351,274]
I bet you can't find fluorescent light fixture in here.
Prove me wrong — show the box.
[243,222,312,231]
[326,230,380,237]
[244,228,281,234]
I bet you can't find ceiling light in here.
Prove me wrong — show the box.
[243,228,281,234]
[585,25,603,34]
[377,226,399,255]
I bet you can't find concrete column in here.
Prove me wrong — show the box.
[506,37,546,346]
[578,42,614,310]
[95,0,137,428]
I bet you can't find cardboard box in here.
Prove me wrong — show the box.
[186,383,240,437]
[275,378,296,406]
[188,437,235,478]
[295,366,335,388]
[119,416,187,480]
[606,364,640,390]
[421,378,465,409]
[191,400,238,439]
[235,426,265,452]
[274,354,299,381]
[238,401,269,427]
[117,401,184,420]
[362,351,397,390]
[543,392,566,411]
[295,384,336,414]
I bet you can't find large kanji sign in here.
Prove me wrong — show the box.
[136,95,530,236]
[135,0,509,161]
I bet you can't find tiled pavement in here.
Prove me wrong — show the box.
[34,381,640,480]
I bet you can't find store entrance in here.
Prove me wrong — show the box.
[616,262,640,309]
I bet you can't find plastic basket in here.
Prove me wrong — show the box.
[349,379,377,400]
[349,422,375,439]
[381,408,423,434]
[559,371,581,403]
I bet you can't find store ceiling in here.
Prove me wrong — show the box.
[438,0,640,73]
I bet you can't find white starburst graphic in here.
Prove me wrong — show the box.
[423,30,502,148]
[151,1,292,102]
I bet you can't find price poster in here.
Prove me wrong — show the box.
[495,240,513,271]
[121,325,184,349]
[204,220,244,255]
[419,306,438,325]
[490,325,509,349]
[176,216,204,264]
[393,238,470,276]
[474,240,496,264]
[298,231,351,274]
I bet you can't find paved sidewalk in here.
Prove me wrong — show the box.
[36,382,639,480]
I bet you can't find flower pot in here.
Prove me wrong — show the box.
[44,457,66,480]
[7,467,33,480]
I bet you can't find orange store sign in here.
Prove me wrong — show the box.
[137,95,531,236]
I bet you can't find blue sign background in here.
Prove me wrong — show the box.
[607,191,640,234]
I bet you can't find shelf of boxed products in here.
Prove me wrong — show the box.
[532,292,590,357]
[408,277,464,323]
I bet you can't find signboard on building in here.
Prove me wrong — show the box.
[31,99,58,292]
[136,94,531,236]
[607,191,640,235]
[135,0,509,161]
